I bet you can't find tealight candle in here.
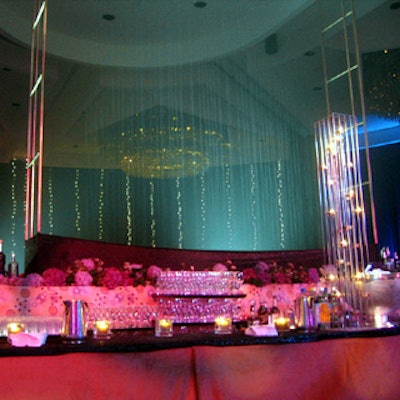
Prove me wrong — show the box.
[7,322,25,335]
[93,320,112,339]
[214,316,232,334]
[274,317,291,332]
[155,318,173,337]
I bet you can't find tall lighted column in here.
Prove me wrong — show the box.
[315,113,369,310]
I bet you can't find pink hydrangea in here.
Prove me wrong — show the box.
[21,273,44,287]
[147,265,162,280]
[74,270,93,286]
[254,261,272,285]
[80,258,96,271]
[273,271,290,284]
[42,268,67,286]
[99,267,125,289]
[243,267,258,281]
[0,275,24,286]
[212,263,228,271]
[308,267,320,283]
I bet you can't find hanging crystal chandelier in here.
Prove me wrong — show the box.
[101,106,230,179]
[120,148,210,179]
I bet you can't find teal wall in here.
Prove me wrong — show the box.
[0,138,322,273]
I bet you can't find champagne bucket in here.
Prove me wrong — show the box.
[294,295,316,331]
[61,300,88,343]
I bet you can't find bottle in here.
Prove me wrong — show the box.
[7,252,19,277]
[329,287,343,329]
[257,300,269,325]
[268,295,280,325]
[314,288,331,329]
[247,300,260,326]
[0,240,5,275]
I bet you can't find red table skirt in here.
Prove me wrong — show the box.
[1,335,399,400]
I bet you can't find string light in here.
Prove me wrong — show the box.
[277,160,285,249]
[200,171,206,248]
[149,180,156,247]
[74,169,81,236]
[125,175,133,245]
[176,177,183,249]
[104,106,229,179]
[47,167,54,234]
[225,164,233,249]
[363,48,400,121]
[249,164,258,250]
[10,159,17,250]
[97,169,105,240]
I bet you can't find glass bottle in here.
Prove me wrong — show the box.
[268,295,280,325]
[329,287,343,329]
[314,287,331,329]
[257,300,269,325]
[7,252,19,277]
[0,240,5,275]
[247,300,260,326]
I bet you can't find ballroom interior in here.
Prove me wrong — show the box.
[0,0,399,269]
[0,2,400,399]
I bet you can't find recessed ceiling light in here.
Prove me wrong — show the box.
[390,2,400,10]
[194,1,207,8]
[103,14,115,21]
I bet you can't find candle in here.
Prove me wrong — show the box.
[155,317,173,337]
[274,317,291,332]
[7,322,25,335]
[328,273,336,282]
[374,307,388,329]
[214,316,232,334]
[93,320,112,339]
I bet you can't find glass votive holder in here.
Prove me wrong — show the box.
[155,317,174,337]
[7,322,26,335]
[7,322,26,344]
[214,316,232,335]
[274,317,291,332]
[93,320,112,339]
[374,313,388,329]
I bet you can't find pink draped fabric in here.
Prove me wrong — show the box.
[1,348,197,400]
[1,336,399,400]
[193,337,400,400]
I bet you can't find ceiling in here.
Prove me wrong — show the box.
[0,0,399,168]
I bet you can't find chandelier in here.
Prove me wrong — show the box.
[120,148,210,179]
[102,106,230,179]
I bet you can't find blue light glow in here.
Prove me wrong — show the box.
[358,115,400,149]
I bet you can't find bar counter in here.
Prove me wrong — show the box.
[1,325,400,400]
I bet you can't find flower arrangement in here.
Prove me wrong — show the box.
[242,261,321,286]
[0,258,163,290]
[0,258,321,288]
